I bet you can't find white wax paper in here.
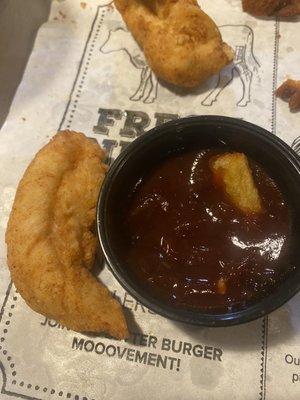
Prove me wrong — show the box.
[0,1,299,399]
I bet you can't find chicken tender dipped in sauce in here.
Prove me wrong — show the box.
[210,152,263,215]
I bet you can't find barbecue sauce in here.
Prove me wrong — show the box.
[118,149,291,312]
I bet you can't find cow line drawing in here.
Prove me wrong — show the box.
[100,24,260,107]
[202,25,260,107]
[100,27,158,104]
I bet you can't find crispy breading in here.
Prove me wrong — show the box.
[210,153,263,215]
[114,0,233,88]
[242,0,300,16]
[6,131,128,339]
[276,79,300,111]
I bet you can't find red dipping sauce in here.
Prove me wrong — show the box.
[118,149,292,313]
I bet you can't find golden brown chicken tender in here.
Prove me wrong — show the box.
[242,0,300,16]
[114,0,233,87]
[210,152,263,215]
[6,131,128,339]
[276,79,300,111]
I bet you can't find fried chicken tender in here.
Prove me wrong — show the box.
[210,153,263,215]
[114,0,233,87]
[6,131,128,339]
[276,79,300,111]
[242,0,300,16]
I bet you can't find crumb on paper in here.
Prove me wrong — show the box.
[276,79,300,111]
[217,278,227,295]
[210,152,263,215]
[22,117,26,122]
[80,2,87,9]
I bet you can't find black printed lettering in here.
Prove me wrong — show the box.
[192,345,203,357]
[120,110,150,138]
[117,346,127,359]
[182,342,192,356]
[285,354,294,364]
[48,319,58,328]
[204,346,213,360]
[135,350,148,364]
[134,301,146,313]
[148,335,157,349]
[213,348,223,362]
[148,353,157,366]
[156,354,167,369]
[126,348,135,361]
[106,345,116,357]
[102,139,118,165]
[84,340,95,352]
[123,292,134,309]
[72,337,84,351]
[161,338,171,351]
[140,334,148,347]
[93,108,122,135]
[168,357,177,370]
[95,342,105,355]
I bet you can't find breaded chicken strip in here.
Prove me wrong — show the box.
[242,0,300,16]
[210,153,263,215]
[6,131,128,339]
[114,0,233,87]
[276,79,300,111]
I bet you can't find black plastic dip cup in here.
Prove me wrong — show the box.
[97,116,300,327]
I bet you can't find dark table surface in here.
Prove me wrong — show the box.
[0,0,51,129]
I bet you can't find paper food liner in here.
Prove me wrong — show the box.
[0,1,299,399]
